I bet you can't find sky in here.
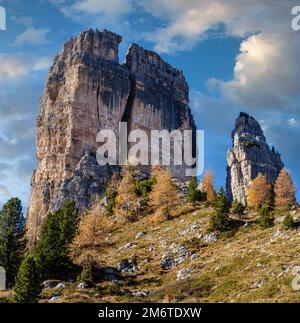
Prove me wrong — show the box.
[0,0,300,210]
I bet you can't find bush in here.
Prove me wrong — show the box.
[231,202,246,216]
[104,175,119,216]
[77,263,93,284]
[135,176,156,198]
[258,204,273,229]
[13,256,42,303]
[282,214,295,230]
[187,177,202,205]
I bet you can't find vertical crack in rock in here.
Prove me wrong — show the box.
[96,83,101,128]
[226,112,284,205]
[121,77,136,124]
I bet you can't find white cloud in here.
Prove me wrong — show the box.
[219,31,300,109]
[137,0,300,110]
[0,184,10,197]
[55,0,135,25]
[0,54,51,80]
[14,27,50,46]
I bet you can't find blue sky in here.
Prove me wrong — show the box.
[0,0,300,210]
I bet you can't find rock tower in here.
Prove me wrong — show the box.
[26,29,196,246]
[226,112,284,205]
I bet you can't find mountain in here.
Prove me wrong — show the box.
[226,112,284,204]
[26,29,196,247]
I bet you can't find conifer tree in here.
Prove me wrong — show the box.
[0,197,26,287]
[202,170,216,204]
[231,201,246,216]
[247,173,271,209]
[282,213,295,230]
[115,166,138,221]
[13,255,42,303]
[258,204,273,229]
[104,174,119,215]
[209,187,230,231]
[187,177,202,205]
[34,200,79,276]
[149,167,180,222]
[274,169,296,209]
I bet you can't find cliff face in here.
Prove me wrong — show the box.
[226,113,284,205]
[26,29,196,246]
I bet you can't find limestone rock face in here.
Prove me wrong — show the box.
[26,29,196,246]
[226,112,284,205]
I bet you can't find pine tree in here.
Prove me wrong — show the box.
[282,213,295,230]
[104,174,119,216]
[34,200,79,276]
[258,204,273,229]
[274,169,296,209]
[231,201,246,216]
[0,197,26,287]
[187,177,202,205]
[209,187,230,232]
[13,255,42,303]
[115,166,138,222]
[202,170,216,204]
[247,173,271,210]
[149,167,180,222]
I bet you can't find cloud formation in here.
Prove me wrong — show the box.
[0,53,50,80]
[14,27,51,46]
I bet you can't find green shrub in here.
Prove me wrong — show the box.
[231,201,246,216]
[135,176,156,198]
[282,213,295,230]
[258,204,273,229]
[187,177,202,205]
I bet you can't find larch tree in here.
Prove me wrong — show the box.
[201,170,216,204]
[149,166,180,222]
[274,169,296,209]
[115,165,138,222]
[247,173,271,210]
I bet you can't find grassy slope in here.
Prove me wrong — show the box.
[1,204,300,303]
[40,204,300,303]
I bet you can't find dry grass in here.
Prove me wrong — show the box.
[6,203,300,303]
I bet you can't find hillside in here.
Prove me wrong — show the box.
[1,201,298,303]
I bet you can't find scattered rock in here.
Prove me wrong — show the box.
[161,254,173,270]
[135,231,145,240]
[54,283,65,289]
[176,268,191,280]
[117,259,139,273]
[117,242,135,252]
[42,280,61,289]
[202,232,218,243]
[190,254,198,260]
[253,279,264,288]
[50,295,61,301]
[77,282,89,289]
[132,290,150,297]
[190,224,200,230]
[273,229,286,238]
